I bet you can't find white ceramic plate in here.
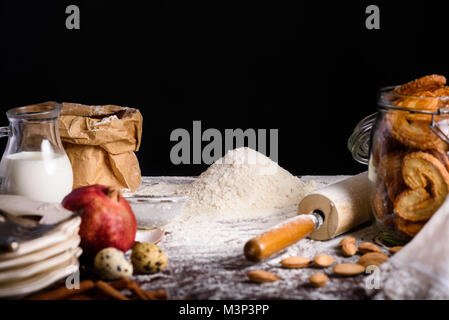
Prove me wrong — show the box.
[135,228,164,244]
[0,256,80,298]
[0,195,74,224]
[0,247,82,283]
[0,217,81,260]
[0,235,80,270]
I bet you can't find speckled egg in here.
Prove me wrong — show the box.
[94,247,133,280]
[131,242,168,274]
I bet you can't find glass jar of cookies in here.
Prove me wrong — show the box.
[349,75,449,245]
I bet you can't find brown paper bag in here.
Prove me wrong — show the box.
[59,102,143,192]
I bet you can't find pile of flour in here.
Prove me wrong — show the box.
[178,147,319,217]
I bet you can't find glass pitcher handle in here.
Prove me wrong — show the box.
[0,127,10,138]
[347,113,377,165]
[0,126,10,190]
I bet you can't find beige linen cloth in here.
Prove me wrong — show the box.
[373,197,449,299]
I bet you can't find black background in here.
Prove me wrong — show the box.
[1,1,449,176]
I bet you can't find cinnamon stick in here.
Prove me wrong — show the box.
[146,289,167,300]
[119,276,148,300]
[27,280,95,300]
[109,278,129,290]
[95,281,130,300]
[67,294,96,300]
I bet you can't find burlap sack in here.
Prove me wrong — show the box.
[59,102,143,192]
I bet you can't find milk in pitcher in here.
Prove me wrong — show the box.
[4,151,73,203]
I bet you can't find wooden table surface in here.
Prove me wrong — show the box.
[122,176,379,300]
[18,175,381,300]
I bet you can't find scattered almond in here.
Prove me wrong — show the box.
[309,273,328,287]
[341,242,357,257]
[339,236,356,246]
[313,254,334,267]
[280,256,311,269]
[358,242,382,254]
[357,252,389,267]
[333,263,365,276]
[247,270,281,283]
[389,246,403,254]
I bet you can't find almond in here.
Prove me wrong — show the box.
[357,252,389,267]
[309,273,328,287]
[280,256,311,269]
[247,270,281,283]
[358,242,382,254]
[313,254,334,267]
[339,236,356,247]
[341,242,357,257]
[333,263,365,276]
[389,246,403,254]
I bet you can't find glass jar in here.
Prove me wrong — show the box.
[349,87,449,245]
[0,102,73,203]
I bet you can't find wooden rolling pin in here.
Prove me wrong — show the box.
[244,172,371,262]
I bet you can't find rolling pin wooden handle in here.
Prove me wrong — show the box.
[244,212,323,262]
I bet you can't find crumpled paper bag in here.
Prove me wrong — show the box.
[370,196,449,299]
[59,102,143,192]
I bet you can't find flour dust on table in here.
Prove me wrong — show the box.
[128,148,374,299]
[132,175,376,299]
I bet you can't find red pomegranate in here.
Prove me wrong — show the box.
[62,185,137,255]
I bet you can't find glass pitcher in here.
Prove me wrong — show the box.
[0,102,73,203]
[348,87,449,245]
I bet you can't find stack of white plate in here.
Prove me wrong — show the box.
[0,216,82,298]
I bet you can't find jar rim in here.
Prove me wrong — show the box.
[378,85,449,98]
[377,86,449,116]
[6,101,61,120]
